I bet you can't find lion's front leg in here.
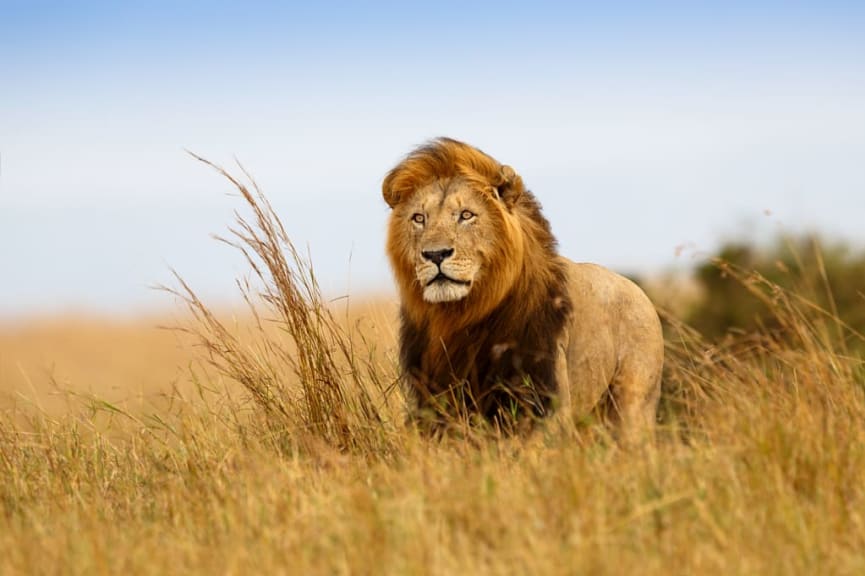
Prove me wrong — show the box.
[545,341,575,434]
[402,374,448,435]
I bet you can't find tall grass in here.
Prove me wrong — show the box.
[1,164,864,574]
[164,154,401,455]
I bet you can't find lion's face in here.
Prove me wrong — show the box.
[384,138,530,326]
[407,180,486,303]
[387,177,523,305]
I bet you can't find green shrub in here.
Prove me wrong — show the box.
[688,235,865,344]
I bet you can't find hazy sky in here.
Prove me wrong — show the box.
[2,1,864,317]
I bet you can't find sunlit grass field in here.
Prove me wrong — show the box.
[2,167,863,575]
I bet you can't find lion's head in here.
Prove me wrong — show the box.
[383,138,546,331]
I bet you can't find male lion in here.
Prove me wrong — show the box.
[383,138,663,444]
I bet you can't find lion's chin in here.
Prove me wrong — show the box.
[422,280,472,303]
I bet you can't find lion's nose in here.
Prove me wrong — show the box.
[421,248,454,265]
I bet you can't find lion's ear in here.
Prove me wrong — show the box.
[382,172,403,208]
[383,186,400,208]
[495,165,523,208]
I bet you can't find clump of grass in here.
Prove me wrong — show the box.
[661,257,865,443]
[163,154,401,455]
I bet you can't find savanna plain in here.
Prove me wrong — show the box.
[2,173,864,575]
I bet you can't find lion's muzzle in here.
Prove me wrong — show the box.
[418,252,474,303]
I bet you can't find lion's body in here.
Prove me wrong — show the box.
[556,261,664,443]
[383,138,663,443]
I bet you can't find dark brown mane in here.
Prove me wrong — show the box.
[386,140,573,429]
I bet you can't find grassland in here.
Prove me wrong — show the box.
[2,167,863,575]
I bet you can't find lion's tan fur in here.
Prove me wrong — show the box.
[383,138,663,442]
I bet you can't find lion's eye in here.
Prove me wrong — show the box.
[459,210,475,221]
[411,213,425,225]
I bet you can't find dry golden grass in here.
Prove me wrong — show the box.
[0,315,199,414]
[2,162,864,575]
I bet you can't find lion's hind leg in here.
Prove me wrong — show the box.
[604,358,662,449]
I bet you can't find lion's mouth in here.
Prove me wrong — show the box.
[427,272,471,287]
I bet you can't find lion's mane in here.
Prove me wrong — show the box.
[383,138,573,424]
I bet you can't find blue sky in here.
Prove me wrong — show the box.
[2,1,864,317]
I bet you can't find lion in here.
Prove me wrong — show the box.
[382,138,664,445]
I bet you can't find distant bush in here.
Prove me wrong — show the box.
[687,235,865,343]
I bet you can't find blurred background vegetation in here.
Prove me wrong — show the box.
[686,234,865,342]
